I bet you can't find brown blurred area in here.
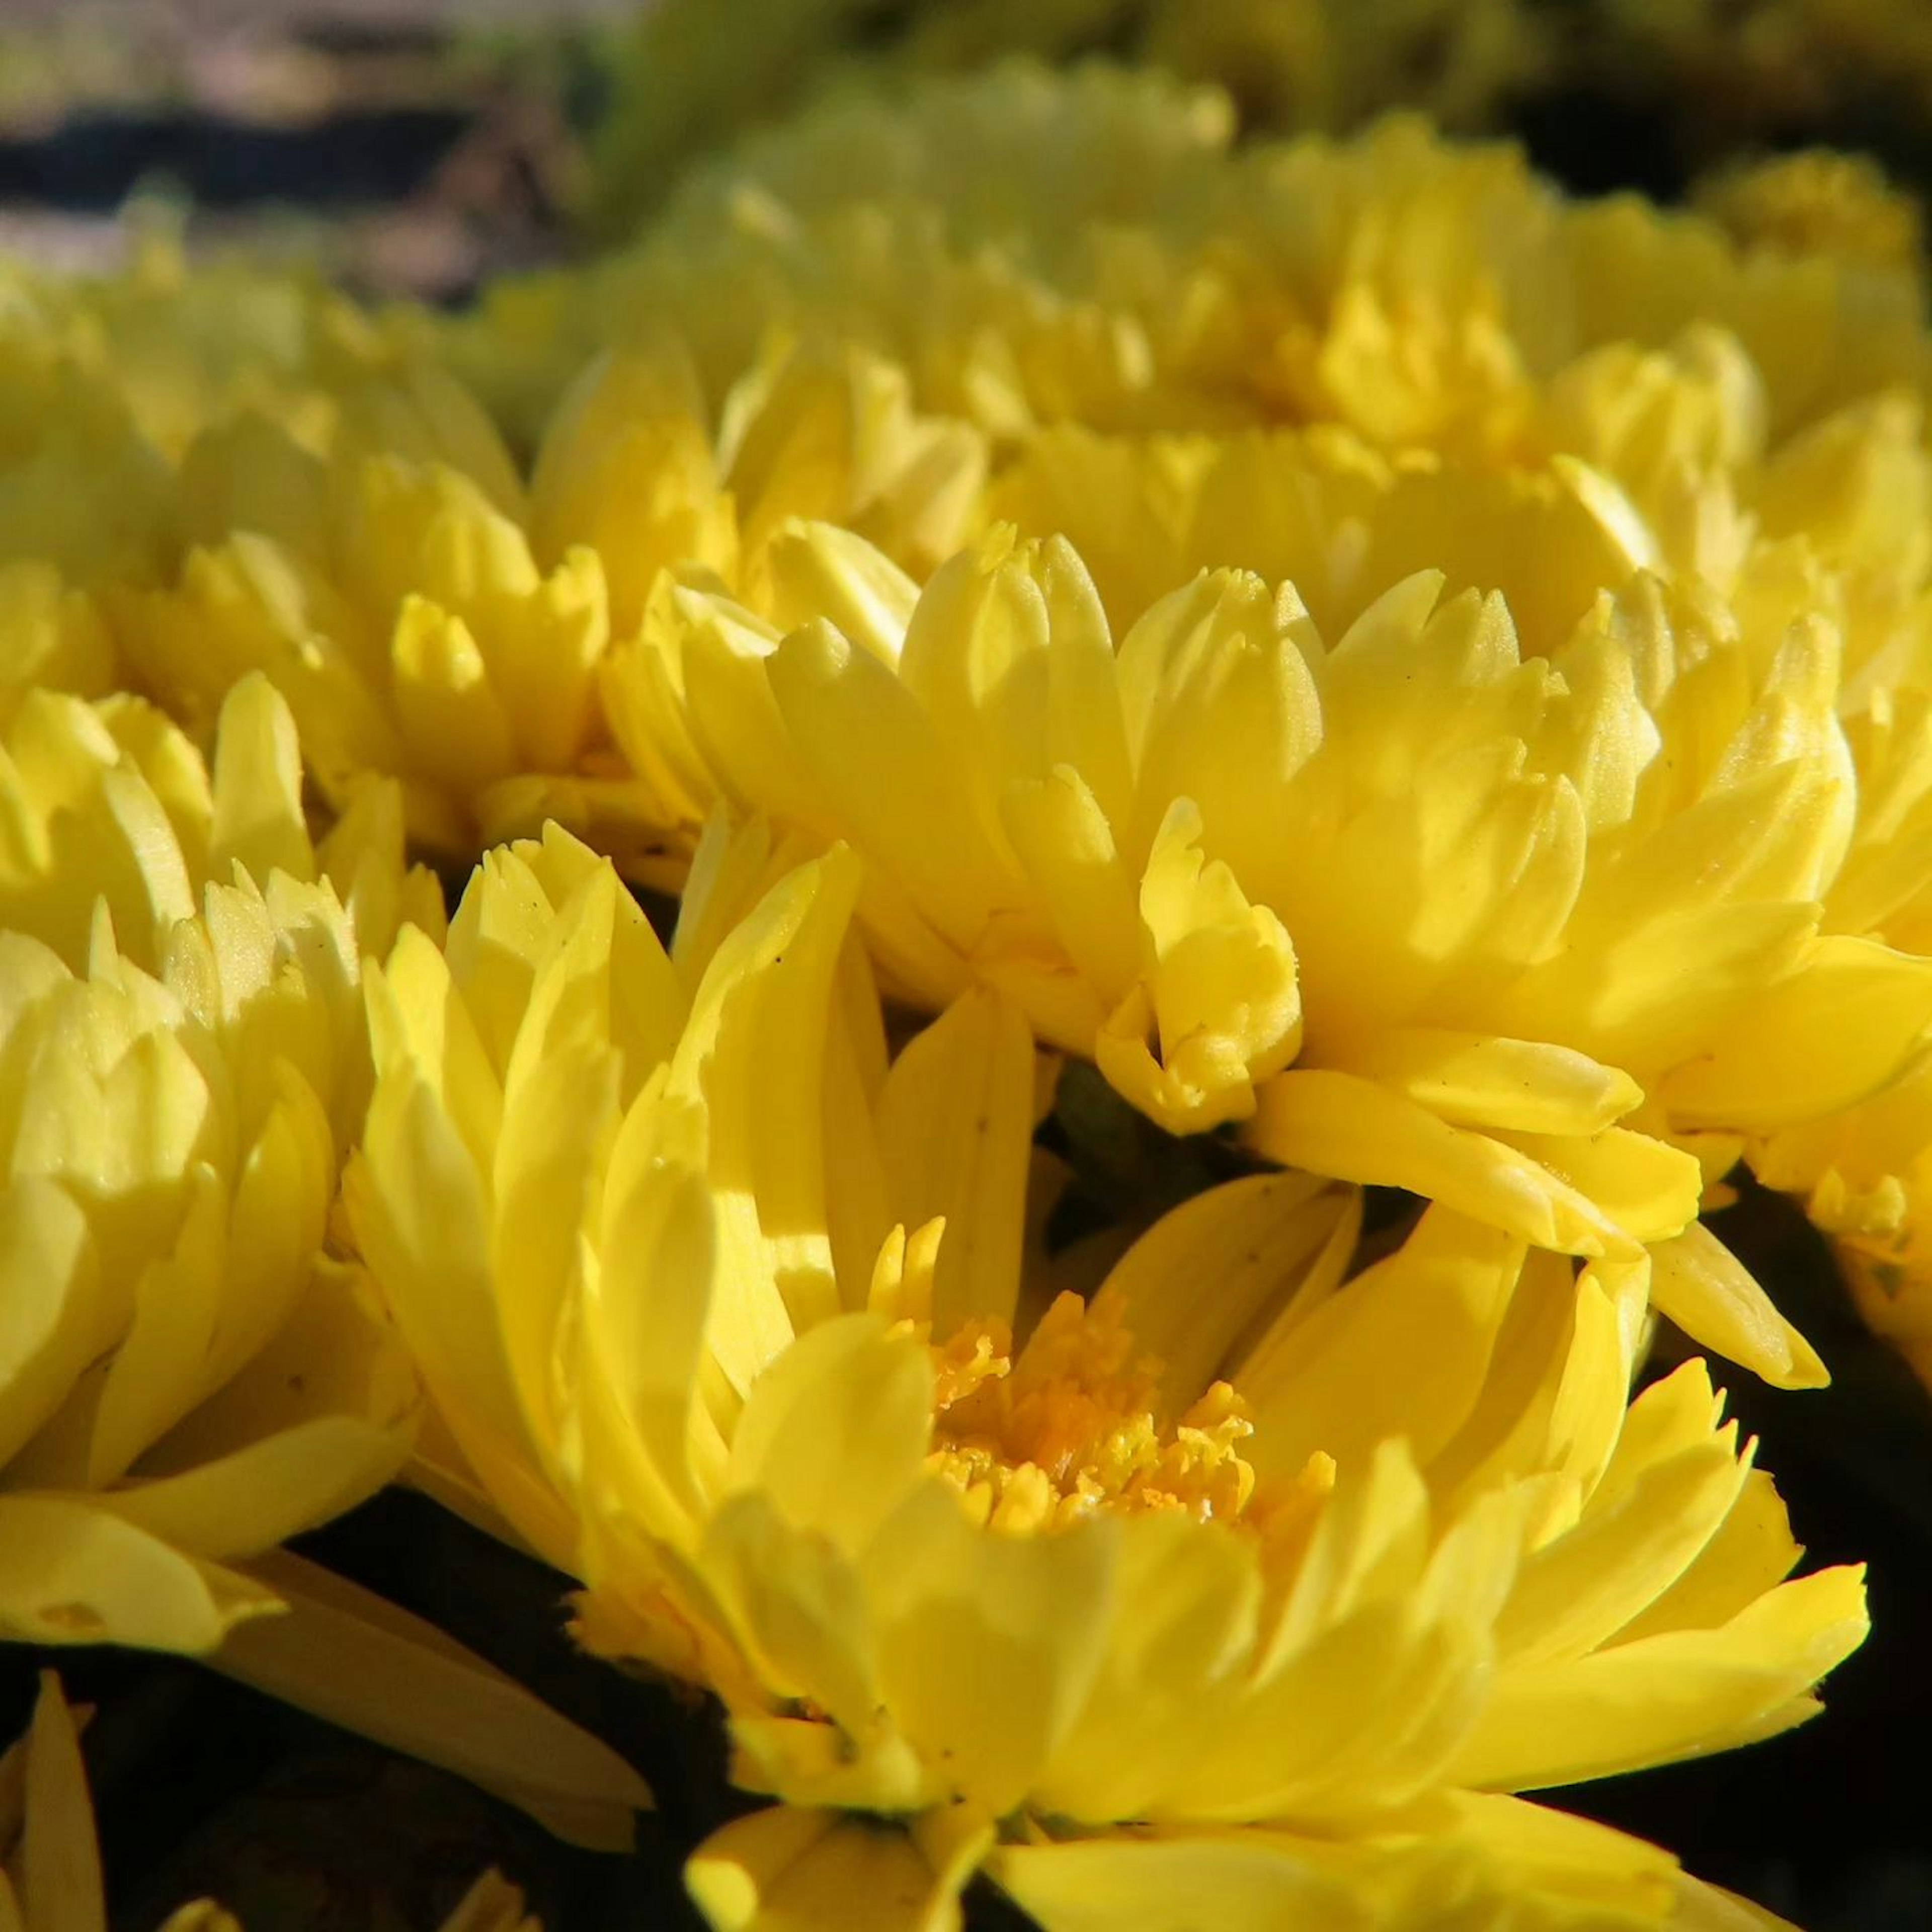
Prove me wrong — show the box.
[0,0,638,298]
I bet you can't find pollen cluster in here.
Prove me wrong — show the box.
[927,1295,1258,1532]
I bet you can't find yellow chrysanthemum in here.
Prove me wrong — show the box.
[1743,680,1932,1382]
[606,523,1932,1381]
[349,824,1858,1931]
[108,337,979,862]
[0,676,441,976]
[0,675,439,1653]
[0,1672,542,1932]
[0,234,408,468]
[1694,148,1926,278]
[0,244,538,727]
[577,1,1561,243]
[460,72,1927,482]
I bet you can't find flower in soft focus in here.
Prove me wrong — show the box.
[608,522,1932,1381]
[577,1,1557,243]
[0,1672,543,1931]
[1694,148,1926,277]
[110,336,979,863]
[451,70,1926,492]
[350,823,1859,1931]
[0,675,437,1653]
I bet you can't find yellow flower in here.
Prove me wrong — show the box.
[0,677,437,1653]
[510,73,1926,480]
[580,36,1243,240]
[1743,671,1932,1384]
[111,338,980,862]
[985,421,1654,644]
[609,523,1932,1381]
[0,675,441,977]
[350,826,1858,1931]
[0,318,173,591]
[577,5,1560,242]
[1694,148,1926,279]
[0,1672,543,1932]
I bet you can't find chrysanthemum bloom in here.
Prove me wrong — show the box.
[984,421,1656,644]
[350,825,1861,1929]
[464,70,1926,476]
[110,336,980,863]
[0,244,537,724]
[609,524,1932,1381]
[0,320,174,597]
[0,676,441,975]
[576,1,1563,243]
[1742,678,1932,1385]
[0,1673,544,1931]
[0,676,439,1652]
[1694,149,1926,279]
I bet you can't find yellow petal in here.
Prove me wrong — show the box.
[1093,1169,1359,1416]
[987,1829,1372,1932]
[1344,1029,1642,1138]
[1648,1223,1828,1390]
[1096,801,1301,1134]
[88,1414,411,1561]
[205,674,313,891]
[219,1551,653,1850]
[876,991,1036,1335]
[688,1807,970,1932]
[725,1315,932,1555]
[0,1178,100,1472]
[21,1675,104,1932]
[1241,1210,1528,1480]
[1661,936,1932,1130]
[1452,1565,1869,1789]
[0,1497,281,1652]
[1248,1068,1646,1257]
[862,1482,1114,1818]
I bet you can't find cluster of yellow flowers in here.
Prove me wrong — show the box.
[6,54,1932,1932]
[578,0,1932,242]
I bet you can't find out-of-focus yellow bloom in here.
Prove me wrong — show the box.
[0,236,492,587]
[579,0,1932,258]
[1694,148,1925,279]
[0,238,536,721]
[0,321,173,592]
[0,564,117,723]
[110,338,980,862]
[0,234,408,468]
[609,523,1932,1380]
[0,1672,543,1932]
[985,422,1654,643]
[0,676,436,1654]
[351,828,1857,1930]
[577,2,1554,241]
[463,73,1927,482]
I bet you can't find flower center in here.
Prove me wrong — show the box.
[923,1291,1259,1535]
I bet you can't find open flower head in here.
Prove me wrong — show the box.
[608,522,1932,1382]
[0,675,441,977]
[112,335,980,864]
[460,72,1928,489]
[350,824,1859,1930]
[0,677,434,1654]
